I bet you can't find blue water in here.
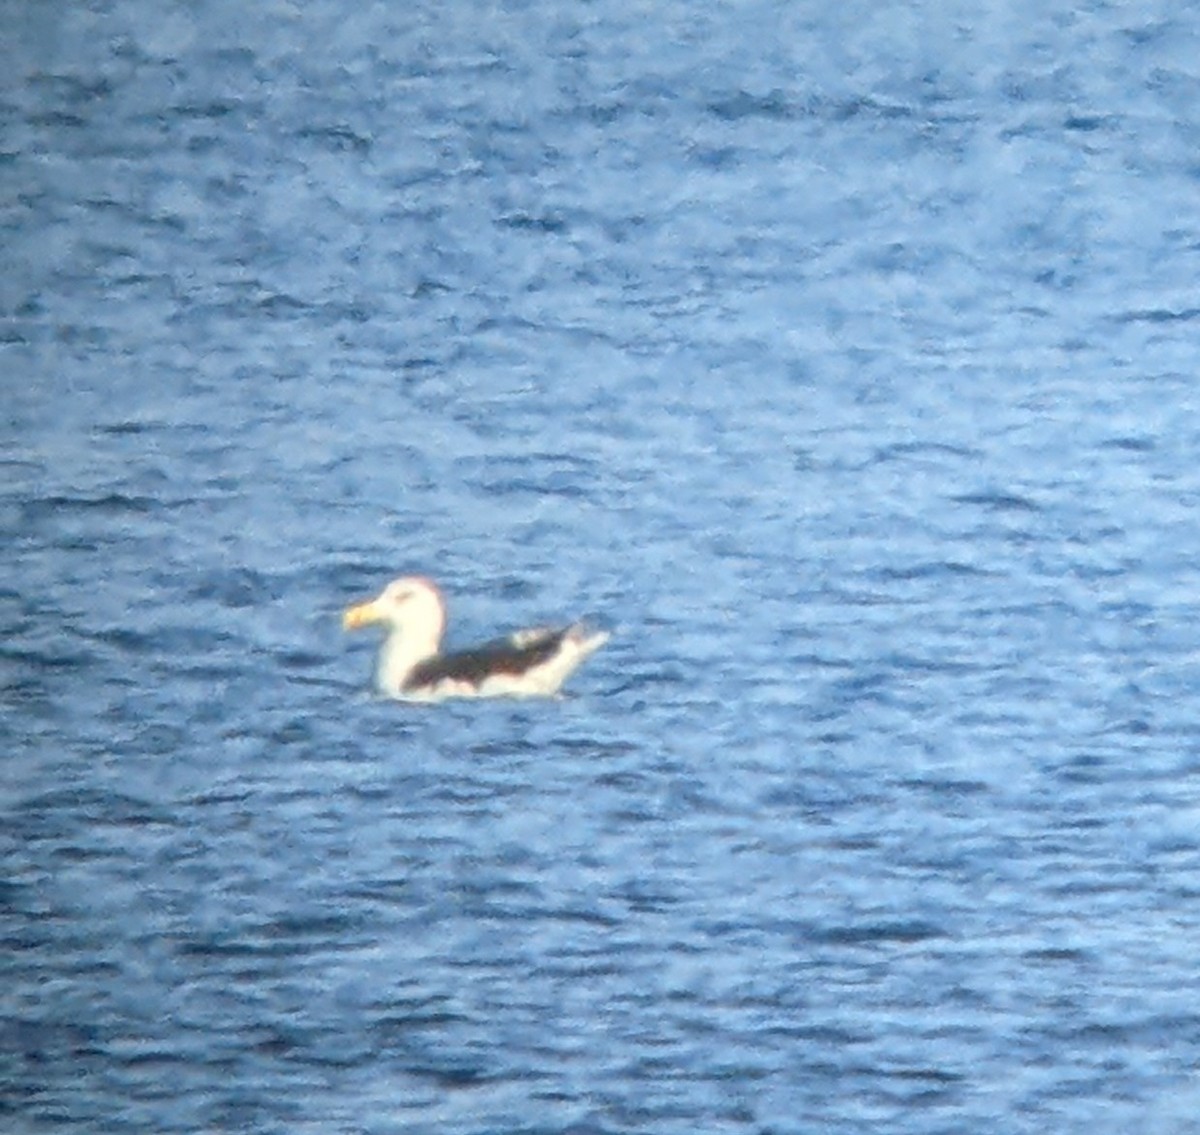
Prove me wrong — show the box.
[5,2,1200,1131]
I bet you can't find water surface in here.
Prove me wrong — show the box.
[5,2,1200,1132]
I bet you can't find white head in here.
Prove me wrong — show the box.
[342,575,447,658]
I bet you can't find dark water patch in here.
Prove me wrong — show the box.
[85,625,158,656]
[463,735,544,760]
[812,834,882,853]
[872,560,992,582]
[601,796,666,825]
[1146,832,1200,859]
[250,291,313,318]
[810,920,945,946]
[0,878,33,910]
[316,297,376,324]
[454,453,601,499]
[296,122,373,153]
[707,89,806,122]
[1,642,100,675]
[599,662,691,696]
[20,493,158,523]
[188,567,277,609]
[249,1025,313,1058]
[27,109,88,129]
[107,1041,200,1069]
[1044,872,1145,899]
[873,440,980,463]
[0,1017,104,1063]
[319,556,408,596]
[556,736,639,758]
[25,71,113,104]
[342,876,415,906]
[47,841,128,865]
[823,669,896,706]
[689,144,739,170]
[612,879,680,913]
[591,768,652,793]
[898,777,991,799]
[93,419,168,437]
[272,647,329,671]
[409,279,453,300]
[950,491,1041,513]
[1024,946,1092,964]
[818,586,898,608]
[577,98,637,127]
[759,1021,866,1046]
[1055,752,1108,784]
[882,1064,965,1084]
[406,1058,495,1089]
[785,652,857,673]
[499,212,569,234]
[1113,307,1200,324]
[1063,113,1114,132]
[12,787,175,833]
[156,658,250,687]
[539,903,624,930]
[172,98,244,120]
[539,955,626,981]
[1098,435,1155,452]
[370,1008,473,1045]
[1033,1015,1191,1051]
[183,786,255,808]
[879,650,984,676]
[171,926,346,961]
[255,910,366,944]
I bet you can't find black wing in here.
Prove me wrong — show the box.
[404,627,570,691]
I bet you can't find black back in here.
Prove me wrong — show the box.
[404,627,569,692]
